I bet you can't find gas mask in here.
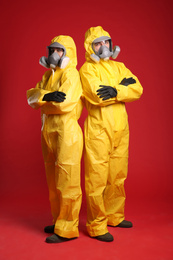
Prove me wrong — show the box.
[97,45,112,61]
[90,36,120,63]
[39,42,70,69]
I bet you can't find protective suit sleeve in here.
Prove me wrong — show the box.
[79,63,117,107]
[116,63,143,102]
[27,69,82,114]
[49,68,82,114]
[27,70,52,109]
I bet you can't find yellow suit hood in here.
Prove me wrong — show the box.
[51,35,77,68]
[84,26,111,61]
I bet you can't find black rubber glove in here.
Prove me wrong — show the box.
[119,77,136,86]
[96,85,117,100]
[42,91,66,102]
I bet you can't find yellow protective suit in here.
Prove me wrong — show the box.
[79,26,143,237]
[27,36,83,239]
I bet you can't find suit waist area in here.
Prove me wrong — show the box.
[85,102,128,132]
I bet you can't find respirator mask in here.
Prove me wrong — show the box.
[90,36,120,63]
[39,42,70,69]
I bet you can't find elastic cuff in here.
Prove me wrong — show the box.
[54,228,79,239]
[87,226,109,237]
[107,216,125,226]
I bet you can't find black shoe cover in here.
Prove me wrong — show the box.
[46,234,76,243]
[116,220,133,228]
[44,225,55,233]
[94,232,114,242]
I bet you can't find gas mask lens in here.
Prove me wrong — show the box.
[93,40,110,53]
[39,41,70,69]
[92,36,111,53]
[49,47,64,56]
[92,37,113,61]
[90,36,120,63]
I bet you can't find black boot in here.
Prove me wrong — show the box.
[94,232,114,242]
[44,225,55,233]
[45,234,76,243]
[116,220,133,228]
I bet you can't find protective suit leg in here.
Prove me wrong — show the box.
[54,162,82,238]
[42,134,59,223]
[84,131,110,237]
[41,125,83,239]
[105,125,129,226]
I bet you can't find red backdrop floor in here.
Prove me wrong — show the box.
[0,195,172,260]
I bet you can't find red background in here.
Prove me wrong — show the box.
[1,0,173,259]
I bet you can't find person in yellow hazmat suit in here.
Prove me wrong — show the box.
[27,35,83,243]
[79,26,143,242]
